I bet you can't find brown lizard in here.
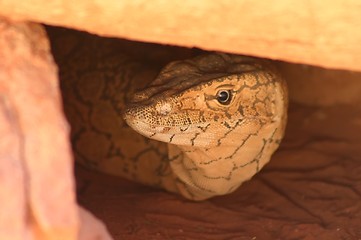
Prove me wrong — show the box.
[55,30,287,201]
[123,53,288,200]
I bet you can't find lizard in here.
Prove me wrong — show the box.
[52,29,288,201]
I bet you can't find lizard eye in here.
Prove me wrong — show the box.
[216,90,232,105]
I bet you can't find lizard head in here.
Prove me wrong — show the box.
[123,53,287,148]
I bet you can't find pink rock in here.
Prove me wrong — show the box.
[0,18,111,240]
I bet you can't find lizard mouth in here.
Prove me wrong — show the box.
[124,117,156,137]
[123,107,171,137]
[123,105,210,146]
[124,114,165,132]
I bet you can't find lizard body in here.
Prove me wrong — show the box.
[124,53,287,200]
[55,30,287,200]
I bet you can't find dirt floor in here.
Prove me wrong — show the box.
[75,103,361,240]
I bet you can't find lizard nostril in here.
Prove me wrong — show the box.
[156,103,172,116]
[131,92,148,103]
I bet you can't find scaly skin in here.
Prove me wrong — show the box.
[123,53,288,200]
[56,31,287,200]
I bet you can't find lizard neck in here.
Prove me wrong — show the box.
[167,118,283,200]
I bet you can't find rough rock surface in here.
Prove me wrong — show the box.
[0,19,111,240]
[278,62,361,107]
[0,0,360,71]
